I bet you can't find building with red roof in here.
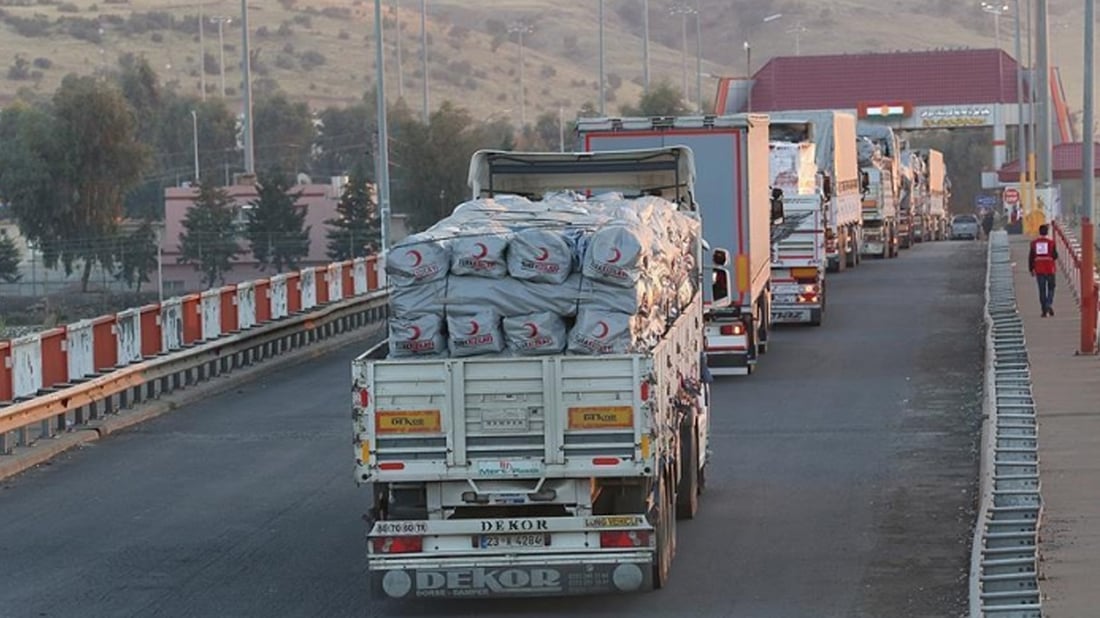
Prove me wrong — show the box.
[714,48,1072,172]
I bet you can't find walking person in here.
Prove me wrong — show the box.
[981,209,995,240]
[1028,224,1059,317]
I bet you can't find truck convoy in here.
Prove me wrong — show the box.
[768,111,863,273]
[355,147,711,599]
[903,148,949,243]
[768,121,828,326]
[576,115,772,376]
[856,123,900,259]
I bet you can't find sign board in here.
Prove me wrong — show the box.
[919,106,993,128]
[1003,188,1020,205]
[975,194,999,208]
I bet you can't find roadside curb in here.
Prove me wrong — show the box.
[0,322,383,481]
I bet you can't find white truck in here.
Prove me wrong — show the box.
[576,115,772,376]
[768,121,828,326]
[920,149,949,240]
[768,111,863,273]
[856,123,900,259]
[354,147,711,599]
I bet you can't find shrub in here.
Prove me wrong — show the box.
[31,56,50,69]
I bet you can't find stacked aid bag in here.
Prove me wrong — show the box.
[385,193,700,358]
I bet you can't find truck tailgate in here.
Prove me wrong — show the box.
[354,355,648,482]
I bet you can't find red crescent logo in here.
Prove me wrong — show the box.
[474,242,489,259]
[595,321,610,339]
[409,325,422,340]
[407,249,423,267]
[608,247,622,264]
[467,320,480,336]
[524,322,539,338]
[535,247,550,262]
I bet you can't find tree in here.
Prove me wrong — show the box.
[178,180,242,288]
[619,81,691,117]
[325,161,379,260]
[313,101,372,178]
[254,90,315,173]
[115,220,158,293]
[245,170,311,273]
[0,233,21,283]
[0,77,149,291]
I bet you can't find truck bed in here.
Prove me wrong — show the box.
[353,299,703,484]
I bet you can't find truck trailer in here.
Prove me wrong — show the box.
[768,121,828,326]
[767,111,863,273]
[355,147,712,599]
[576,115,772,376]
[856,122,900,259]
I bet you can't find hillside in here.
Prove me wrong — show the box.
[0,0,1093,127]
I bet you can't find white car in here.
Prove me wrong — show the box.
[950,214,980,240]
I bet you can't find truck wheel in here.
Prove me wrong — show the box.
[676,424,700,520]
[652,472,676,589]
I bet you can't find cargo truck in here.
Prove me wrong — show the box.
[856,123,900,259]
[904,150,930,243]
[918,149,949,240]
[767,111,863,273]
[355,147,712,599]
[767,121,827,326]
[576,115,773,376]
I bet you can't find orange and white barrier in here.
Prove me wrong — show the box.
[0,256,382,404]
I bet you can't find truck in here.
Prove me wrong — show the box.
[919,149,949,240]
[576,115,773,376]
[767,121,828,326]
[856,122,900,259]
[354,147,712,599]
[903,149,932,243]
[768,111,863,273]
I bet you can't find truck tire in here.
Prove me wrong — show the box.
[652,471,676,589]
[676,423,700,520]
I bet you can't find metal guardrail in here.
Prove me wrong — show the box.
[0,290,390,456]
[972,231,1043,618]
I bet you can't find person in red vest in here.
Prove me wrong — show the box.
[1028,224,1059,317]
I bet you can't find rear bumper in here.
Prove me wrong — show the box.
[706,351,750,375]
[371,553,653,599]
[861,240,886,255]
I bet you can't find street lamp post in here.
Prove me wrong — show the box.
[670,4,696,107]
[981,2,1010,49]
[508,20,534,127]
[191,110,200,182]
[240,0,254,174]
[393,0,404,100]
[199,2,206,101]
[1085,0,1095,224]
[695,0,702,113]
[1014,0,1028,212]
[744,40,751,112]
[212,17,231,97]
[787,21,808,56]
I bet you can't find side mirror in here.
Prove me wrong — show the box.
[821,174,833,202]
[860,171,870,196]
[770,188,785,224]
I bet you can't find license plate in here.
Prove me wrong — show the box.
[475,459,544,477]
[772,294,799,304]
[481,409,529,432]
[772,309,811,321]
[479,534,549,548]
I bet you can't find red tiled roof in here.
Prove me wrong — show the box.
[998,142,1100,182]
[747,49,1024,112]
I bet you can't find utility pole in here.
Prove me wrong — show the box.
[695,0,702,114]
[508,21,534,127]
[558,106,565,152]
[744,41,752,112]
[642,0,650,92]
[1014,0,1027,211]
[599,0,606,115]
[374,0,392,253]
[1036,0,1052,188]
[420,0,429,123]
[788,21,808,56]
[199,2,206,101]
[240,0,254,174]
[213,16,231,97]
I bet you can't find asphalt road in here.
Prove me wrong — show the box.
[0,240,985,618]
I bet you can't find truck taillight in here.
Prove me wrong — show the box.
[357,387,370,408]
[639,381,650,402]
[720,323,746,336]
[599,530,650,548]
[372,536,423,554]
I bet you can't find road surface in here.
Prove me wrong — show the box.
[0,241,985,618]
